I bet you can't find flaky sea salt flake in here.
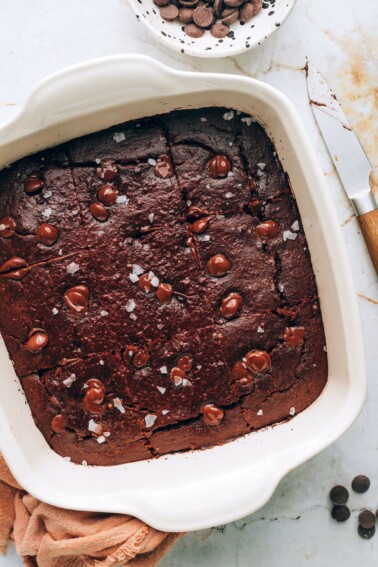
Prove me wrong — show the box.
[52,307,59,315]
[160,366,168,374]
[97,436,106,444]
[116,195,128,204]
[162,409,169,415]
[100,310,109,317]
[257,326,264,334]
[88,419,102,434]
[43,190,52,199]
[144,414,157,428]
[151,276,159,287]
[223,110,234,121]
[42,207,52,218]
[129,273,139,283]
[113,132,125,143]
[67,262,80,274]
[225,192,233,199]
[63,374,76,387]
[148,158,157,166]
[82,460,88,466]
[257,409,263,416]
[148,213,154,224]
[291,220,300,232]
[200,117,207,122]
[283,230,297,241]
[126,299,136,313]
[129,313,137,321]
[182,379,192,387]
[289,407,296,416]
[157,386,166,395]
[257,163,266,170]
[63,456,71,462]
[113,398,126,414]
[241,116,253,126]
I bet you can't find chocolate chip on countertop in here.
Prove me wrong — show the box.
[179,7,194,22]
[331,505,350,523]
[329,485,349,505]
[184,23,205,37]
[352,475,370,493]
[0,216,16,238]
[358,525,376,540]
[211,22,229,37]
[160,4,179,20]
[193,4,215,27]
[358,510,376,530]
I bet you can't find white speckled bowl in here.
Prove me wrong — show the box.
[128,0,297,58]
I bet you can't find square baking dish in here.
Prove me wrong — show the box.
[0,55,366,532]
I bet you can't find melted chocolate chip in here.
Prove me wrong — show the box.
[90,202,109,222]
[133,349,150,368]
[96,161,118,182]
[85,379,105,394]
[156,283,173,304]
[0,257,28,280]
[233,361,254,390]
[36,223,59,246]
[187,235,200,263]
[192,216,210,234]
[188,205,209,219]
[83,379,105,413]
[64,285,89,315]
[0,216,16,238]
[177,355,193,372]
[26,328,49,353]
[170,367,185,385]
[154,155,174,178]
[97,184,119,205]
[208,155,231,178]
[202,403,224,426]
[220,292,243,319]
[24,174,44,194]
[284,327,305,346]
[245,350,271,374]
[207,254,231,277]
[51,414,65,433]
[138,273,154,294]
[256,220,280,239]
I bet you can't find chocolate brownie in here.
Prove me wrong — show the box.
[0,108,327,466]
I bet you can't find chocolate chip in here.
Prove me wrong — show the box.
[211,22,229,37]
[160,4,179,20]
[0,256,28,280]
[184,23,205,37]
[0,216,16,238]
[138,273,154,294]
[248,198,262,215]
[239,1,254,22]
[207,254,231,277]
[352,475,370,493]
[187,234,200,262]
[188,205,209,218]
[97,184,119,205]
[153,0,170,6]
[90,202,109,222]
[224,0,244,6]
[83,379,105,413]
[51,414,65,433]
[179,7,194,22]
[208,155,231,178]
[221,8,238,24]
[202,403,224,426]
[177,355,193,372]
[192,216,210,234]
[133,349,150,368]
[331,505,350,522]
[156,283,173,304]
[358,510,376,530]
[64,285,89,315]
[24,174,44,194]
[256,220,280,239]
[36,223,59,246]
[26,328,49,353]
[329,485,349,505]
[193,4,215,27]
[358,525,375,539]
[252,0,262,13]
[245,350,271,374]
[155,155,174,178]
[86,379,105,394]
[213,0,223,16]
[220,292,243,319]
[283,327,305,347]
[170,367,185,385]
[96,161,118,182]
[179,0,198,6]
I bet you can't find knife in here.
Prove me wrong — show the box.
[305,61,378,274]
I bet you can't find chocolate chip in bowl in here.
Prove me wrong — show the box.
[129,0,298,57]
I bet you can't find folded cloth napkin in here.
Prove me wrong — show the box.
[0,456,183,567]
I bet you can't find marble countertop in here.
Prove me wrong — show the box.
[0,0,377,565]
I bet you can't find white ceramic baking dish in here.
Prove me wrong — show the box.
[0,55,366,532]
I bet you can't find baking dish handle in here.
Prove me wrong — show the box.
[0,55,217,147]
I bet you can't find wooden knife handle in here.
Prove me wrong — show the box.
[358,208,378,274]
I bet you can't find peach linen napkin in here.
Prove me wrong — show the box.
[0,456,183,567]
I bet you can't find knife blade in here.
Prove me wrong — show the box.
[306,61,378,273]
